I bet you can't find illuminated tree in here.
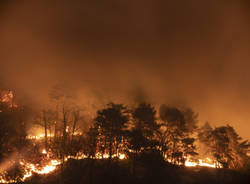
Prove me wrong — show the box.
[199,124,249,168]
[198,122,213,143]
[197,122,213,158]
[48,84,82,158]
[181,138,198,164]
[159,105,198,164]
[159,105,185,163]
[33,109,57,150]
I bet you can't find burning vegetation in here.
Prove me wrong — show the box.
[0,90,249,183]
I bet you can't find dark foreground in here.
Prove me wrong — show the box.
[17,158,250,184]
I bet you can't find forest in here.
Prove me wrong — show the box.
[2,1,250,184]
[0,88,249,184]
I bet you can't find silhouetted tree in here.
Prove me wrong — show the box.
[127,103,159,175]
[85,126,99,158]
[94,103,129,159]
[71,107,81,140]
[159,105,198,164]
[0,101,28,161]
[0,96,29,183]
[182,108,198,133]
[198,122,213,143]
[130,103,159,151]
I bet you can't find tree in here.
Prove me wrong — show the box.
[71,107,81,141]
[0,96,28,184]
[48,84,78,159]
[198,122,213,143]
[199,124,249,168]
[159,105,185,163]
[94,103,129,159]
[0,98,28,158]
[33,109,57,150]
[159,105,198,164]
[127,103,159,175]
[130,103,159,151]
[197,122,214,158]
[85,126,99,158]
[182,108,198,133]
[181,138,198,164]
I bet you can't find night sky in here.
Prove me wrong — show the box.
[1,0,250,139]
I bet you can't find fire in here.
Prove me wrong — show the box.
[119,154,126,160]
[0,131,223,183]
[20,159,61,179]
[27,131,82,140]
[0,152,221,183]
[185,157,222,168]
[0,149,61,183]
[0,90,17,108]
[94,153,127,160]
[185,160,198,167]
[36,164,56,174]
[27,134,52,140]
[42,149,47,154]
[0,177,16,184]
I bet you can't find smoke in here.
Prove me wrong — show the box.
[0,152,19,173]
[1,0,250,138]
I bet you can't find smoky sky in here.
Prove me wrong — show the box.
[1,0,250,139]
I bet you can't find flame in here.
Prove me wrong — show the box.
[0,177,16,184]
[0,90,17,108]
[20,159,61,179]
[14,152,125,182]
[0,153,221,183]
[119,154,126,160]
[42,149,47,154]
[27,134,52,140]
[36,164,56,174]
[185,157,222,168]
[185,160,198,167]
[27,131,82,140]
[0,132,223,183]
[94,153,126,160]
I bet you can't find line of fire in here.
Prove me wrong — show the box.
[0,89,249,183]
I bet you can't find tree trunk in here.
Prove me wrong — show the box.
[43,111,48,150]
[109,136,112,159]
[54,121,57,142]
[71,117,77,142]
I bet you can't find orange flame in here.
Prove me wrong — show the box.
[185,157,222,168]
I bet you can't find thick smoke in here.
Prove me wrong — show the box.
[1,0,250,138]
